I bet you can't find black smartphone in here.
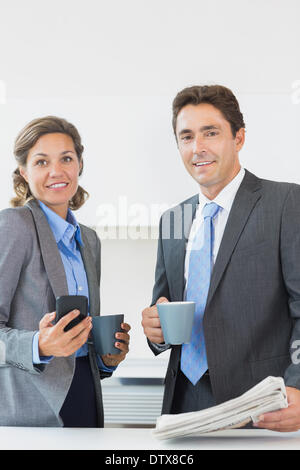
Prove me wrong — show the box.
[55,295,88,332]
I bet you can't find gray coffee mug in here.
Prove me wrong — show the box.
[92,314,124,355]
[157,302,195,345]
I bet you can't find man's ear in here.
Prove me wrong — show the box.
[19,166,28,183]
[235,128,245,152]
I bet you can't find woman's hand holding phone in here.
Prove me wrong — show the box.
[38,310,92,357]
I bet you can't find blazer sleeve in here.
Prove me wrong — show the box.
[0,208,44,374]
[280,185,300,390]
[148,215,171,356]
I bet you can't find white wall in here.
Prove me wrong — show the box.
[0,0,299,361]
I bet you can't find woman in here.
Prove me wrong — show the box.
[0,116,130,427]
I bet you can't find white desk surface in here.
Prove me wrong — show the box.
[1,427,300,450]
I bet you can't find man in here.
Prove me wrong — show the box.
[142,85,300,432]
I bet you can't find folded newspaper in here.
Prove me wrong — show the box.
[152,376,288,440]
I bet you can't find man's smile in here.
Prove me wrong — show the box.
[193,161,215,167]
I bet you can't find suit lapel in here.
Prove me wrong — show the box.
[26,199,69,298]
[171,195,198,300]
[26,200,75,378]
[206,170,262,307]
[170,238,187,301]
[79,228,100,317]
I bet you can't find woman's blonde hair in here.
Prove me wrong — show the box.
[11,116,89,209]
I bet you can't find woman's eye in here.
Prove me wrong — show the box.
[62,156,72,162]
[36,159,47,166]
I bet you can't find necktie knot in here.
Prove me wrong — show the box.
[203,202,220,220]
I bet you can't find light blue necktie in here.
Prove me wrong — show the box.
[181,202,220,385]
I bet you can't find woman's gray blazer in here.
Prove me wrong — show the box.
[0,199,109,426]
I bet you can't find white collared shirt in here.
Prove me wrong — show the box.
[184,167,246,290]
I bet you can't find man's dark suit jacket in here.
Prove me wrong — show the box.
[149,170,300,414]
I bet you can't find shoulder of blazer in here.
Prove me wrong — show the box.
[0,205,36,240]
[159,194,198,243]
[79,223,100,252]
[160,194,199,224]
[79,223,98,240]
[0,206,37,269]
[0,204,35,223]
[243,169,300,201]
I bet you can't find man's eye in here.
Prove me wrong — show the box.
[182,135,192,141]
[206,131,218,137]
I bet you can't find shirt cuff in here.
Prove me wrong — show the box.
[96,354,117,372]
[32,332,53,364]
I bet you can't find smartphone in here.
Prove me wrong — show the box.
[55,295,88,332]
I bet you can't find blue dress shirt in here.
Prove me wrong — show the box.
[32,201,115,372]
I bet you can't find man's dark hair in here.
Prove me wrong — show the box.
[172,85,245,138]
